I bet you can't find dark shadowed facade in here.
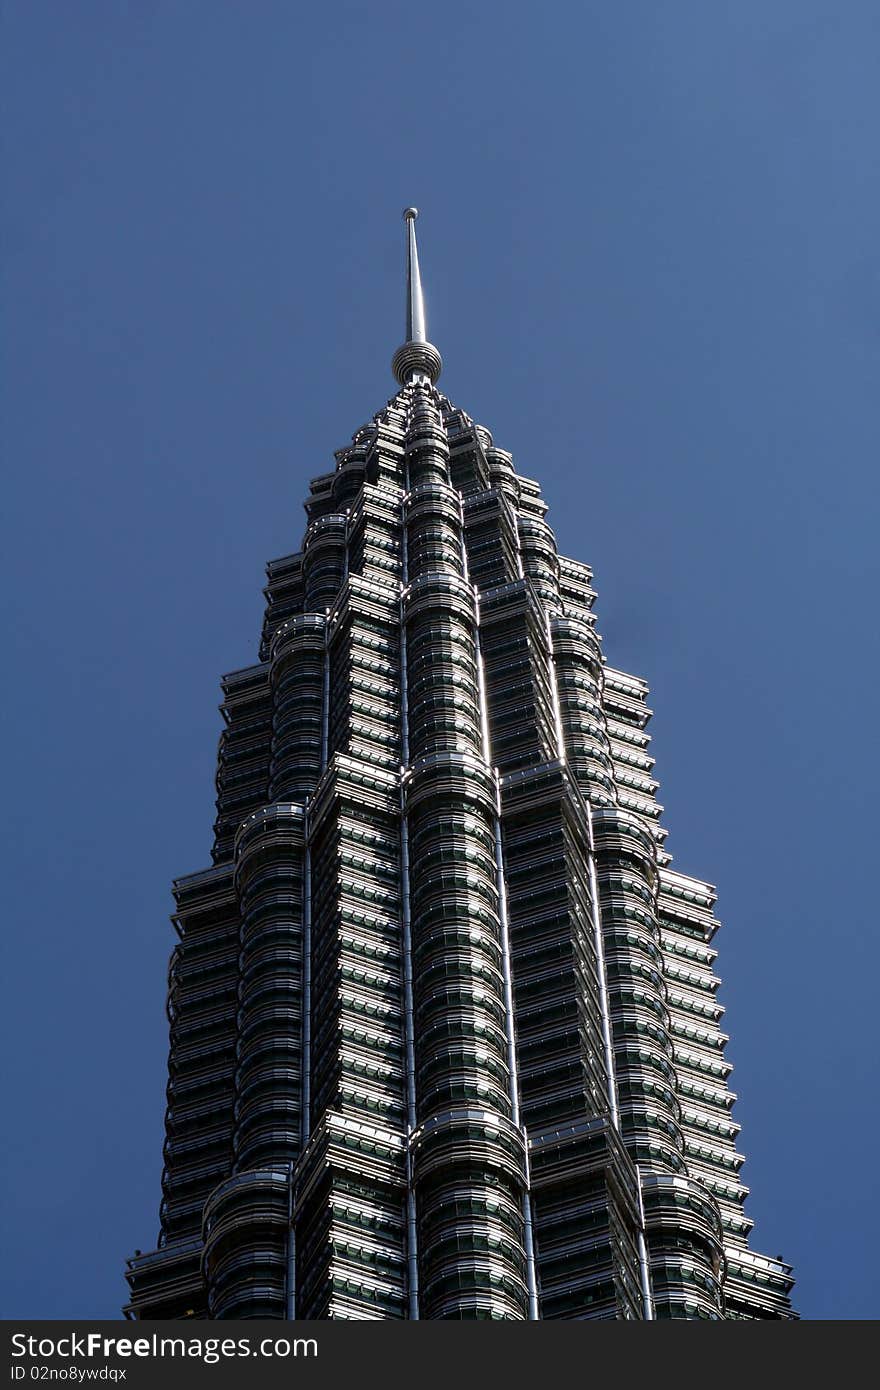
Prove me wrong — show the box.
[125,212,795,1321]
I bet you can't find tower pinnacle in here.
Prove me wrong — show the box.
[392,207,443,386]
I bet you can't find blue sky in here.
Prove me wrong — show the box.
[2,1,877,1320]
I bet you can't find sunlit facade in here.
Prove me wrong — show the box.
[125,212,795,1320]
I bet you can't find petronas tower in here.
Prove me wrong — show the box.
[125,211,795,1321]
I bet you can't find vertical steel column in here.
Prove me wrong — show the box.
[400,485,420,1319]
[635,1164,656,1321]
[320,623,330,771]
[285,1161,296,1320]
[586,804,620,1133]
[304,603,329,1158]
[585,801,654,1320]
[289,807,313,1322]
[472,549,539,1318]
[522,1153,540,1321]
[301,823,312,1150]
[492,770,539,1320]
[491,780,521,1128]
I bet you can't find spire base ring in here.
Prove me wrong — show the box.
[392,340,443,386]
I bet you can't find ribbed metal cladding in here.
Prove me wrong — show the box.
[233,805,307,1173]
[269,614,325,802]
[403,387,529,1319]
[125,375,794,1321]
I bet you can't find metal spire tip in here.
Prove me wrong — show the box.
[392,207,442,386]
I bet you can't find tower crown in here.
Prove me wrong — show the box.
[125,206,796,1325]
[392,207,443,386]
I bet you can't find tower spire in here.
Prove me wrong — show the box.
[392,207,443,386]
[404,208,426,343]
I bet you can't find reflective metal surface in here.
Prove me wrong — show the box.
[125,216,796,1322]
[393,208,442,385]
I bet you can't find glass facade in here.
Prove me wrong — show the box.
[124,220,795,1321]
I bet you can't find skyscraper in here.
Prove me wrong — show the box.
[125,210,795,1321]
